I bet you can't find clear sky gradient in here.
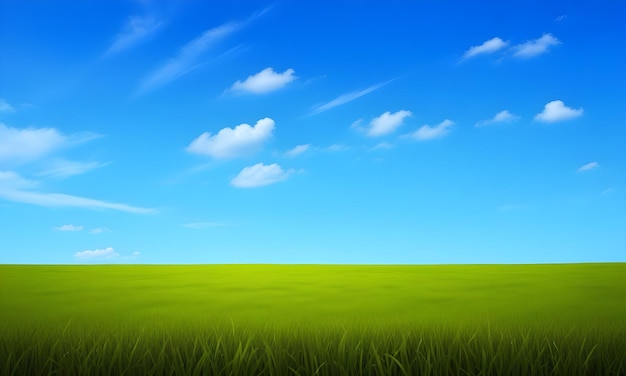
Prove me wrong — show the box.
[1,1,624,264]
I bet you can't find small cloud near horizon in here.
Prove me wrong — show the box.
[74,247,120,259]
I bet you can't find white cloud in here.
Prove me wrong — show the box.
[55,224,84,231]
[39,159,109,179]
[409,119,455,140]
[309,79,395,115]
[513,33,561,58]
[462,37,508,59]
[555,15,567,22]
[285,144,311,157]
[131,251,140,257]
[105,15,162,55]
[74,247,120,259]
[0,171,156,214]
[181,222,225,229]
[602,187,613,195]
[475,110,520,127]
[187,117,274,159]
[534,100,583,123]
[0,99,15,113]
[230,67,297,94]
[577,162,599,172]
[365,110,412,137]
[231,163,291,188]
[0,124,99,163]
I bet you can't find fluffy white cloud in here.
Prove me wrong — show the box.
[534,100,583,123]
[463,37,508,59]
[0,171,156,214]
[366,110,412,137]
[309,79,395,115]
[105,15,162,55]
[131,251,140,257]
[231,67,296,94]
[74,247,120,259]
[513,34,561,58]
[187,118,274,159]
[285,144,311,157]
[231,163,291,188]
[55,224,84,231]
[409,119,455,140]
[0,124,99,163]
[578,162,599,172]
[0,99,15,113]
[476,110,520,127]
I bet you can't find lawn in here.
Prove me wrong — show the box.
[1,263,625,375]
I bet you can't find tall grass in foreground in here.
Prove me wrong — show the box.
[2,319,625,375]
[1,263,625,374]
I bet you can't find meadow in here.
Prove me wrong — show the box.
[1,263,625,375]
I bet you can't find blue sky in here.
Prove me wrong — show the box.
[1,1,624,264]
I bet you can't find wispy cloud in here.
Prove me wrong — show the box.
[187,117,275,159]
[0,98,15,113]
[371,142,395,150]
[55,224,84,232]
[475,110,520,127]
[0,123,99,163]
[230,67,297,94]
[138,22,240,93]
[534,100,583,123]
[39,159,110,179]
[181,222,225,229]
[577,162,599,172]
[231,163,292,188]
[137,9,269,94]
[408,119,455,140]
[0,171,156,214]
[74,247,120,259]
[327,144,350,152]
[462,37,508,60]
[309,79,395,115]
[513,33,561,58]
[90,227,110,234]
[105,15,162,55]
[285,144,311,157]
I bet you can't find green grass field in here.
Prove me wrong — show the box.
[1,263,625,375]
